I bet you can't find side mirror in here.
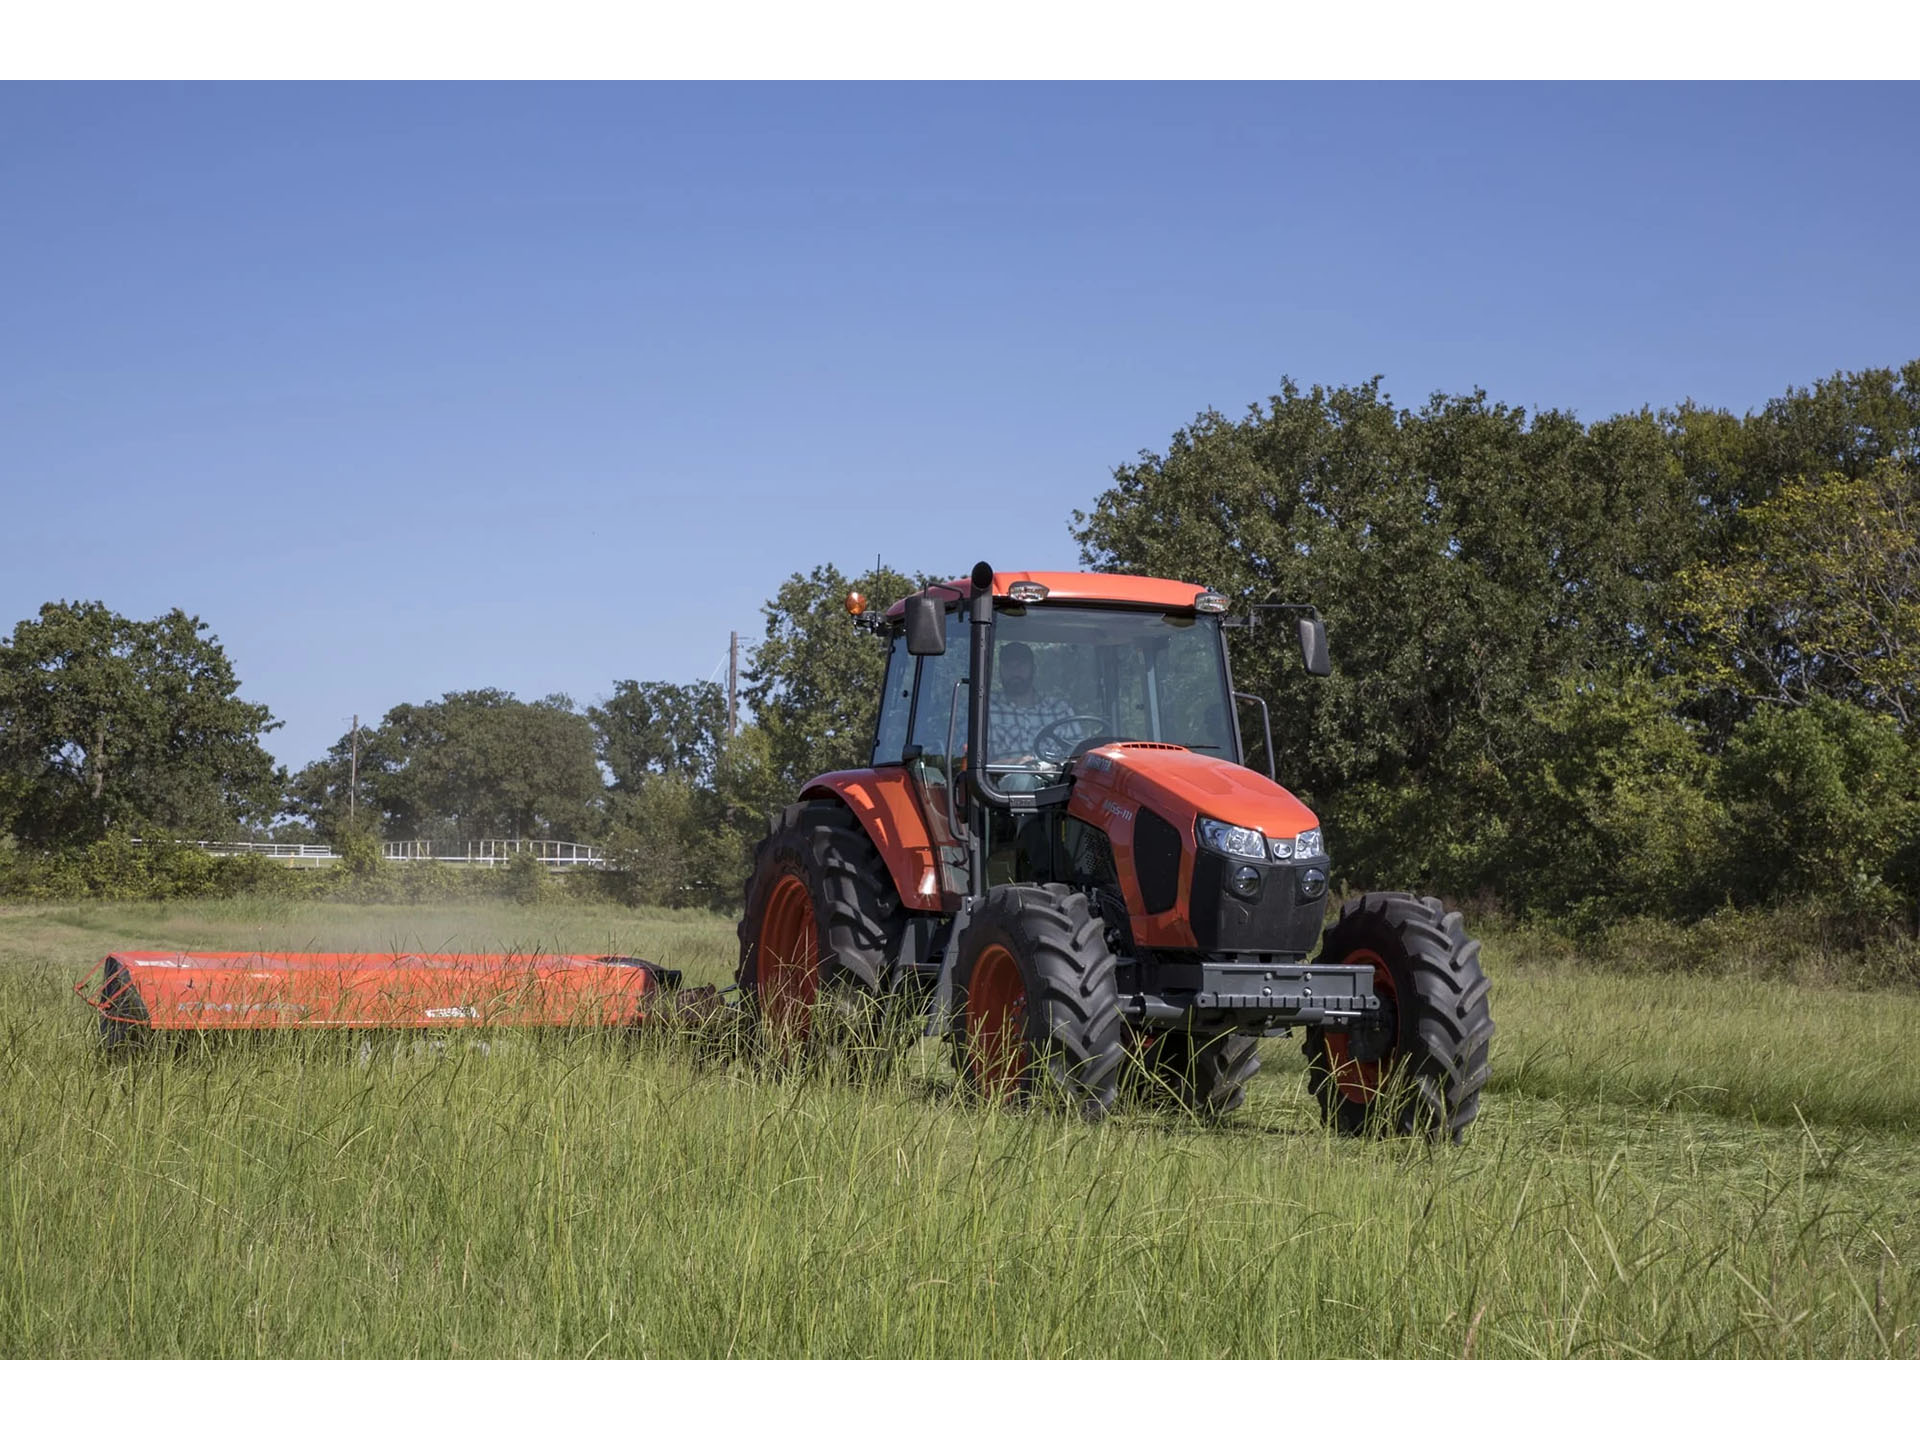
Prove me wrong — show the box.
[905,595,947,656]
[1298,617,1331,677]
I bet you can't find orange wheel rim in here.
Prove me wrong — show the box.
[757,874,818,1050]
[966,943,1029,1098]
[1326,947,1397,1105]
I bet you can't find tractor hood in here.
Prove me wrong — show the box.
[1063,742,1324,951]
[1065,742,1319,846]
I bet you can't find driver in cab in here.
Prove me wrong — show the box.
[991,642,1079,764]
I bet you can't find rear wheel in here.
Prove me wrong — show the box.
[1304,892,1493,1141]
[1143,1030,1263,1117]
[952,884,1125,1119]
[736,800,906,1063]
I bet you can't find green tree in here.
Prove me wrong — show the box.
[601,721,799,910]
[0,601,282,846]
[386,690,604,846]
[1499,669,1724,925]
[1676,460,1920,725]
[292,691,603,849]
[1738,360,1920,496]
[588,679,727,790]
[744,563,919,789]
[283,721,402,841]
[602,773,719,908]
[1714,698,1920,909]
[1662,361,1920,740]
[1072,379,1699,894]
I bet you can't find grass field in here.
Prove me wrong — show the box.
[3,898,1917,1358]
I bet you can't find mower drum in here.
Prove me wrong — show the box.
[77,951,680,1043]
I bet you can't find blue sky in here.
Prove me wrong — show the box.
[3,82,1916,773]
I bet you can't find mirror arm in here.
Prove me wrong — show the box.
[1233,691,1276,781]
[1247,600,1324,625]
[1246,600,1331,677]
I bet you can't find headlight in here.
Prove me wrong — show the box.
[1196,817,1268,860]
[1270,827,1323,861]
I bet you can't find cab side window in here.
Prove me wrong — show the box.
[908,607,971,758]
[871,633,915,764]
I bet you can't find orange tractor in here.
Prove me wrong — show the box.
[737,563,1493,1137]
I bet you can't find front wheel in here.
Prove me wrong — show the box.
[1304,892,1494,1141]
[952,885,1125,1119]
[1139,1030,1263,1117]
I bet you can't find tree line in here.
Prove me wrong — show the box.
[1074,358,1920,933]
[5,358,1917,935]
[0,567,921,908]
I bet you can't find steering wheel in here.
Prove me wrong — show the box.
[1032,715,1116,765]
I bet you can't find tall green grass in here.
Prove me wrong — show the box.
[2,900,1916,1357]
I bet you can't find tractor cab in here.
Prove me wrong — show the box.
[871,565,1324,900]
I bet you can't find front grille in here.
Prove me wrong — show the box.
[1187,851,1326,956]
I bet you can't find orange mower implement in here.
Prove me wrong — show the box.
[77,950,681,1047]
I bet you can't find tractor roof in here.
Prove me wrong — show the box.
[883,571,1209,620]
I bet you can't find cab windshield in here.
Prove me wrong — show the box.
[987,605,1237,770]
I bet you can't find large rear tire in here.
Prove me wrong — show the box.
[1304,892,1493,1141]
[736,800,905,1061]
[1143,1030,1263,1117]
[952,884,1125,1120]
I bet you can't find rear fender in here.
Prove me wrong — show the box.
[800,768,947,912]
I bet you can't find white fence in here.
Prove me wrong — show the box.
[129,838,611,870]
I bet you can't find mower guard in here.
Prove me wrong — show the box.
[77,951,682,1038]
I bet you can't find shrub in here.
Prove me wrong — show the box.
[603,774,749,910]
[502,851,552,905]
[1499,670,1727,928]
[333,827,384,881]
[1714,697,1920,911]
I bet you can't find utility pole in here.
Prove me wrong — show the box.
[727,632,739,737]
[349,715,359,826]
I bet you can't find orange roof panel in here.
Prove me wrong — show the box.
[884,571,1209,619]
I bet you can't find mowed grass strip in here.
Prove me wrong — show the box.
[2,900,1916,1358]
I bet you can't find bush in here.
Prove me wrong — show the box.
[1498,670,1727,928]
[1714,697,1920,912]
[0,834,308,902]
[602,774,753,910]
[1497,900,1920,988]
[334,827,384,881]
[393,859,467,902]
[501,851,552,906]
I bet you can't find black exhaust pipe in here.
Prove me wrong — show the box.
[966,560,1016,812]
